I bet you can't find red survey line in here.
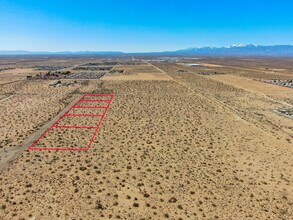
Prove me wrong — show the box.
[86,95,114,149]
[72,106,108,108]
[79,100,110,103]
[28,94,86,150]
[31,147,89,151]
[28,94,114,151]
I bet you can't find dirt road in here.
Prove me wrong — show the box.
[0,95,81,173]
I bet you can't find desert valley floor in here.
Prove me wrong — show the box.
[0,56,292,219]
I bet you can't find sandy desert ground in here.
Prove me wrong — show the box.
[0,56,292,219]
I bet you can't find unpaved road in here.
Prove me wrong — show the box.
[0,95,82,173]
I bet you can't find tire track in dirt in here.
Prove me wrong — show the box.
[0,95,82,173]
[149,62,293,140]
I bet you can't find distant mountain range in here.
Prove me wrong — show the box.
[1,45,293,56]
[173,44,293,56]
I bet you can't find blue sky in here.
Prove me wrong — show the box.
[0,0,293,52]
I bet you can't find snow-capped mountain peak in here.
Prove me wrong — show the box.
[229,44,257,48]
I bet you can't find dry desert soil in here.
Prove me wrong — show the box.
[0,56,292,219]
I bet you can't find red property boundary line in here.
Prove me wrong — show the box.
[28,94,114,151]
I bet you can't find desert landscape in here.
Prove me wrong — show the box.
[0,56,292,219]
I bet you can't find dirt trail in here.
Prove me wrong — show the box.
[200,62,292,75]
[149,62,248,119]
[1,63,293,219]
[0,95,81,173]
[207,74,293,108]
[170,63,293,108]
[150,62,293,138]
[0,94,15,102]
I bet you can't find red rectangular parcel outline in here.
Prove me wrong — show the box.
[28,94,114,151]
